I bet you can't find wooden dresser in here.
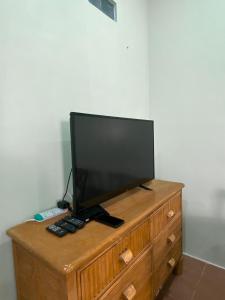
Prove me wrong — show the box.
[7,180,184,300]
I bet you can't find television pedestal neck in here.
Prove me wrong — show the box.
[139,184,153,191]
[74,205,109,222]
[74,205,124,228]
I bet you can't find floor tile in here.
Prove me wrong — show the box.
[193,264,225,300]
[158,256,225,300]
[157,294,174,300]
[168,256,206,299]
[169,277,194,300]
[181,255,206,286]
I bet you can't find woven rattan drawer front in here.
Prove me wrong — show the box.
[152,192,182,239]
[100,247,152,300]
[153,214,182,271]
[153,239,182,297]
[79,218,152,300]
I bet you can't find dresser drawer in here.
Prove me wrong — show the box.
[168,192,182,221]
[153,214,182,271]
[152,192,181,238]
[100,247,153,300]
[152,202,169,239]
[153,239,182,297]
[79,218,152,300]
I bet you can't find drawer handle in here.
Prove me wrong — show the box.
[168,258,176,268]
[120,249,134,265]
[167,210,175,219]
[123,284,136,300]
[167,234,176,244]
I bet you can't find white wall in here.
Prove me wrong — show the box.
[148,0,225,267]
[0,1,150,298]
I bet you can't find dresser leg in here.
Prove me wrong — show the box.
[173,255,183,275]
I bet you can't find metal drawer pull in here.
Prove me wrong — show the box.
[123,284,136,300]
[120,249,134,265]
[167,210,175,219]
[168,258,176,268]
[167,234,176,244]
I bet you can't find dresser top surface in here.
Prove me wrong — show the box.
[7,180,184,274]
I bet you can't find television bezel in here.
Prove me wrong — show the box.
[70,112,154,216]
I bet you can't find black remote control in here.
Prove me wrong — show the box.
[55,220,77,233]
[63,216,85,229]
[47,224,68,237]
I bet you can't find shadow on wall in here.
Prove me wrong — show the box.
[0,240,17,300]
[184,188,225,268]
[61,121,72,199]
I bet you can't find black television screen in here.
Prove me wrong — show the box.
[70,112,154,216]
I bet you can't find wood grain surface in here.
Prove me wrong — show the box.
[7,179,184,300]
[7,180,184,275]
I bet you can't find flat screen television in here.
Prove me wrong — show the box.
[70,112,154,219]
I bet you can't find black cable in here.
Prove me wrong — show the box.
[62,168,72,201]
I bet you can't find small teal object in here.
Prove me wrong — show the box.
[34,214,44,221]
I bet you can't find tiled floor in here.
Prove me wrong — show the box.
[157,255,225,300]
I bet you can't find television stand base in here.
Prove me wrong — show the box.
[74,205,124,228]
[139,184,153,191]
[74,205,109,222]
